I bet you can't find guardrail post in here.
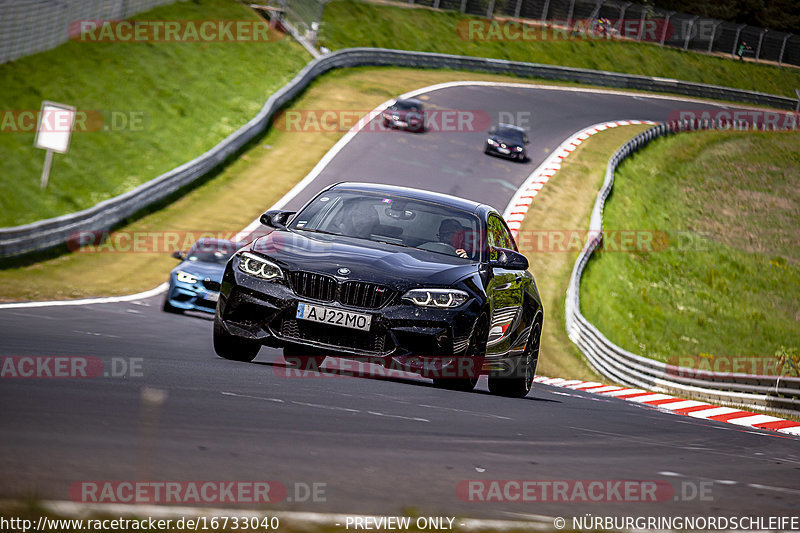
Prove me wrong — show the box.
[731,24,746,58]
[778,34,791,66]
[486,0,495,19]
[683,15,699,50]
[660,11,674,46]
[618,1,631,20]
[514,0,522,18]
[755,29,766,62]
[795,89,800,117]
[434,0,441,9]
[637,9,646,42]
[707,20,721,54]
[460,0,467,13]
[541,0,551,22]
[566,0,576,30]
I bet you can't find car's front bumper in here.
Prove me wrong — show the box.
[217,268,487,374]
[167,280,220,313]
[486,144,525,160]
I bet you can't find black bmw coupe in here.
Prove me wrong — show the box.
[213,183,543,397]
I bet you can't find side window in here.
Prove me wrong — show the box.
[487,215,514,260]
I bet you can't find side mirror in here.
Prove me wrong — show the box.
[172,250,185,260]
[524,137,530,145]
[490,247,529,270]
[260,209,295,229]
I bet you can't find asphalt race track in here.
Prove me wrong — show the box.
[2,84,799,520]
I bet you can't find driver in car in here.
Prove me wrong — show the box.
[438,218,469,258]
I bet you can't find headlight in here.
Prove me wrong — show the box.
[392,114,400,120]
[515,146,523,151]
[402,288,469,308]
[487,139,498,146]
[238,252,283,280]
[176,271,198,284]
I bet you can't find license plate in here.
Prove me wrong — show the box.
[296,302,372,331]
[206,292,219,302]
[498,147,510,154]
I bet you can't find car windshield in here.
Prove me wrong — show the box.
[185,241,238,264]
[394,100,420,111]
[289,190,481,261]
[495,127,525,142]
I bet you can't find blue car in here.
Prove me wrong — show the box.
[163,238,239,314]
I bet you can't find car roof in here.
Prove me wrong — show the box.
[495,123,526,133]
[328,182,490,215]
[394,98,423,106]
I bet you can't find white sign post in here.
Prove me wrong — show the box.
[34,101,76,190]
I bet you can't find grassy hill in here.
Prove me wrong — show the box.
[320,0,800,98]
[0,0,309,227]
[580,130,800,368]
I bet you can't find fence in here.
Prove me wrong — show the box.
[564,120,800,414]
[284,0,799,68]
[0,0,179,64]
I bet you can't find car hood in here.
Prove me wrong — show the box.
[173,261,226,281]
[249,230,477,288]
[490,134,524,146]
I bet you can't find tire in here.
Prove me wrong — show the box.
[213,318,259,362]
[488,321,541,398]
[432,315,487,393]
[283,344,326,371]
[162,296,184,314]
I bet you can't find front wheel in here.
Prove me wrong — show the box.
[213,318,259,362]
[488,321,540,398]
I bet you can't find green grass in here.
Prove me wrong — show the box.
[0,0,309,227]
[580,130,800,371]
[319,0,800,98]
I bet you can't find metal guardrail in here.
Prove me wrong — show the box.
[564,120,800,414]
[2,47,798,259]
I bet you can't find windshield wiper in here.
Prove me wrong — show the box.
[371,238,415,249]
[293,228,340,236]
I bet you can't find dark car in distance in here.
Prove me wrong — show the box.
[213,183,543,397]
[485,123,529,161]
[381,98,425,132]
